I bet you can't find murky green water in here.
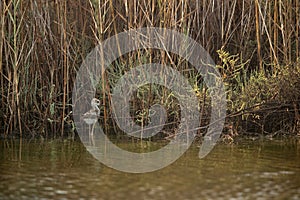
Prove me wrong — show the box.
[0,137,300,199]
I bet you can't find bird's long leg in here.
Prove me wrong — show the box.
[91,122,95,136]
[88,124,92,145]
[91,122,96,146]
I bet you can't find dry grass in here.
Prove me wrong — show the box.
[0,0,299,137]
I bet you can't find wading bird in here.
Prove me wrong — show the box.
[82,98,100,137]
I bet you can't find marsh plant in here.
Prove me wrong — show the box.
[0,0,299,138]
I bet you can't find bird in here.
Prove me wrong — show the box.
[82,98,100,138]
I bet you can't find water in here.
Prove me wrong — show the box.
[0,137,300,199]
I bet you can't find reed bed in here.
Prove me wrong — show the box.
[0,0,299,138]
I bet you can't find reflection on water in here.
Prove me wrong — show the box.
[0,137,300,199]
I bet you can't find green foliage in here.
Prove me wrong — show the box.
[216,48,249,112]
[218,47,300,134]
[98,53,196,131]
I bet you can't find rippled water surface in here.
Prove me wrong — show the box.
[0,137,300,199]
